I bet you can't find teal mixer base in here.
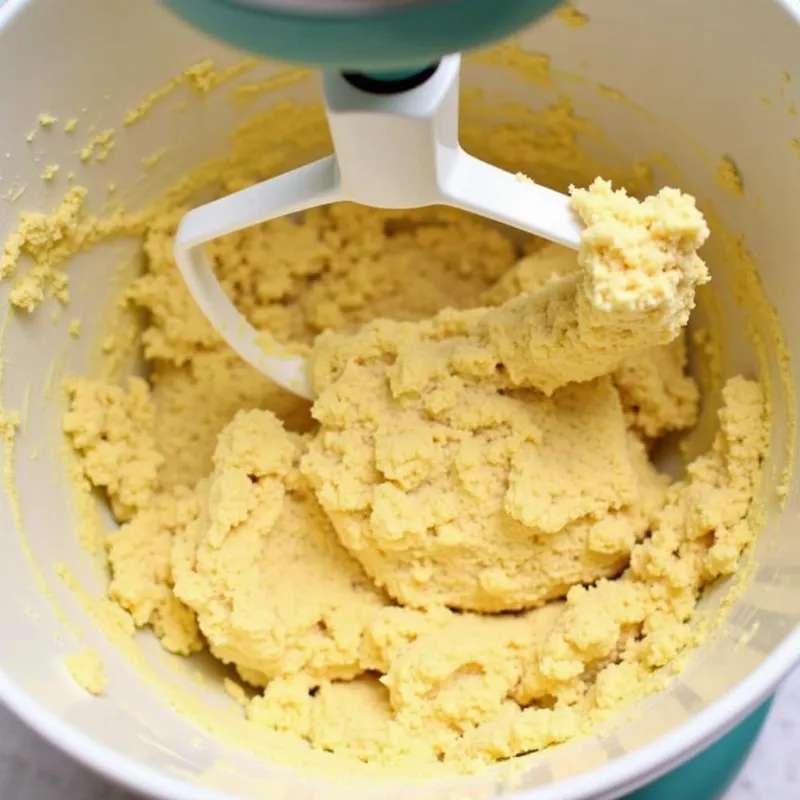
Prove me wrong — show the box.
[626,700,772,800]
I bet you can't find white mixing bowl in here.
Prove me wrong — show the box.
[0,0,799,798]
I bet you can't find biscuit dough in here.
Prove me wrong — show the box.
[64,176,767,771]
[64,649,107,696]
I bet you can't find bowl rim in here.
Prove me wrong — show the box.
[2,608,799,800]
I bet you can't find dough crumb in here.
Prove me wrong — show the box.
[64,649,107,695]
[555,5,589,27]
[41,164,59,182]
[38,113,58,128]
[716,156,744,196]
[80,129,116,164]
[4,185,25,203]
[142,148,167,168]
[1,187,94,310]
[224,677,250,707]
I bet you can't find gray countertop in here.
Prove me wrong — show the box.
[1,666,799,799]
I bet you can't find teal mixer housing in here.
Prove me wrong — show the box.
[161,0,563,77]
[159,1,777,797]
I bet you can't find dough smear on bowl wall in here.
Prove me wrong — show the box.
[0,0,797,798]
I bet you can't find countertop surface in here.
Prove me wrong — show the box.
[0,666,798,799]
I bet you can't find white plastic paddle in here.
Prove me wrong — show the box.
[173,54,582,399]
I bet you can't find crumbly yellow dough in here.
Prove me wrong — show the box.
[64,648,107,695]
[301,180,711,616]
[1,187,88,310]
[60,168,768,772]
[63,377,163,523]
[555,5,589,27]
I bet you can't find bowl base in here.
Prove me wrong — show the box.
[627,700,771,799]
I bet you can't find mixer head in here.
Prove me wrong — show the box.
[162,0,564,73]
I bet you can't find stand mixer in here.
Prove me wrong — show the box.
[158,2,774,797]
[166,0,582,398]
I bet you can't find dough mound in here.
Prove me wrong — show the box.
[171,409,390,685]
[304,365,667,611]
[106,487,203,656]
[302,180,706,611]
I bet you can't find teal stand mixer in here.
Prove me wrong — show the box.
[160,1,774,797]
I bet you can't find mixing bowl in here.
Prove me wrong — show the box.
[0,0,799,798]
